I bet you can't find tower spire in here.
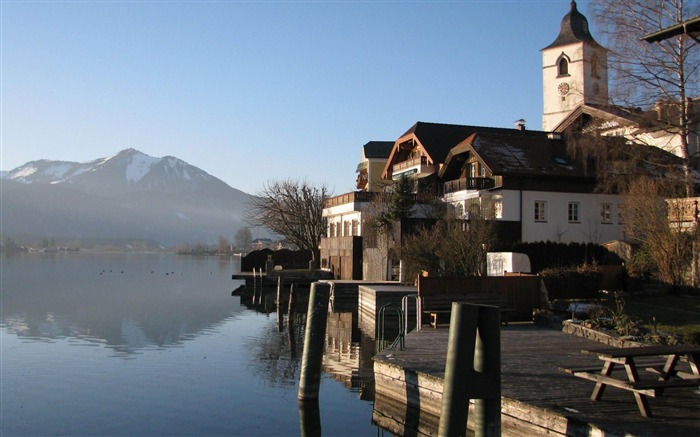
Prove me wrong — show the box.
[543,0,599,49]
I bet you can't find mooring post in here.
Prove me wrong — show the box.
[276,276,283,305]
[298,399,322,437]
[473,306,501,437]
[288,283,296,319]
[298,282,330,401]
[439,303,479,437]
[276,277,285,332]
[438,303,501,437]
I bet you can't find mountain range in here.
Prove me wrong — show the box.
[1,149,255,247]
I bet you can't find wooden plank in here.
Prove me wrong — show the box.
[372,325,700,436]
[633,377,700,390]
[582,345,700,358]
[645,365,696,379]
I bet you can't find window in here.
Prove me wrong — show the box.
[494,200,503,219]
[568,202,580,223]
[343,221,351,236]
[600,203,612,224]
[469,162,478,178]
[351,220,359,236]
[534,201,547,222]
[617,204,623,224]
[558,58,569,76]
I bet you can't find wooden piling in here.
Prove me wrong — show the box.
[298,399,322,437]
[288,283,296,318]
[277,277,284,332]
[473,306,501,437]
[297,282,330,401]
[438,303,501,437]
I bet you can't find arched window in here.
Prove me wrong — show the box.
[558,58,569,76]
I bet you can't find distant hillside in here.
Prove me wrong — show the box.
[1,149,256,247]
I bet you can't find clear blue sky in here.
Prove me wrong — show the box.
[1,0,594,195]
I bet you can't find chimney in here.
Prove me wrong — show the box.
[514,119,526,130]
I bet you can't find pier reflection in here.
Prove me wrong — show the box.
[237,280,378,397]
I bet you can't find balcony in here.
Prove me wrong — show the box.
[441,177,497,195]
[391,156,437,179]
[324,191,376,209]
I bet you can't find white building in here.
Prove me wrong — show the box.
[543,1,699,168]
[319,1,685,280]
[542,0,609,132]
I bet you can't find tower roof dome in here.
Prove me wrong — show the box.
[543,1,600,49]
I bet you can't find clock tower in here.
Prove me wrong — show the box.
[542,1,608,131]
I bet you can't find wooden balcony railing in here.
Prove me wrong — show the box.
[441,177,497,195]
[393,156,428,173]
[324,191,376,208]
[667,197,700,223]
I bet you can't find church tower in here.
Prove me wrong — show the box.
[542,1,608,131]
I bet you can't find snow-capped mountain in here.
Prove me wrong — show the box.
[2,149,255,247]
[7,148,225,192]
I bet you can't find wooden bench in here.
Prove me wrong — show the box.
[421,293,514,328]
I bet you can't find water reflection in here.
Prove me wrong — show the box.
[236,280,380,398]
[1,252,243,355]
[1,253,383,436]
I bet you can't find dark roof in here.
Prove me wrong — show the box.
[439,130,588,180]
[362,141,394,159]
[543,1,601,49]
[400,121,533,164]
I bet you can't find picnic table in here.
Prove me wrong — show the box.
[561,345,700,417]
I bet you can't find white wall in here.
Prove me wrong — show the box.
[520,190,623,244]
[446,188,624,244]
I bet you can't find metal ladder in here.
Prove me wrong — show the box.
[376,303,405,352]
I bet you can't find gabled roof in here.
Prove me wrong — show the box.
[553,103,643,133]
[543,1,602,50]
[362,141,393,159]
[440,129,586,180]
[395,122,526,162]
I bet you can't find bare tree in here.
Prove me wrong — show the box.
[621,177,696,288]
[591,0,700,196]
[234,227,252,251]
[217,236,230,254]
[399,203,495,280]
[246,179,329,261]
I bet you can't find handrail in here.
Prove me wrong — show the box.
[402,294,421,333]
[376,303,405,352]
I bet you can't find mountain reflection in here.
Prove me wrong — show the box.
[1,253,243,355]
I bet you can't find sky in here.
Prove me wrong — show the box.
[1,0,597,195]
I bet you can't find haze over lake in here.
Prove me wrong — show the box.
[0,252,378,436]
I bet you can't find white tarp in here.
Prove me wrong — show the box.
[487,252,531,276]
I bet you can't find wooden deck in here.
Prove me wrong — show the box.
[373,324,700,436]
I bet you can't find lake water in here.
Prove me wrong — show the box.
[0,252,384,436]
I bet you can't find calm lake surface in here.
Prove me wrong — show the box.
[0,252,382,436]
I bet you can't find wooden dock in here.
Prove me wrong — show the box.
[373,324,700,436]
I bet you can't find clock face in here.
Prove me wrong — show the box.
[558,82,570,95]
